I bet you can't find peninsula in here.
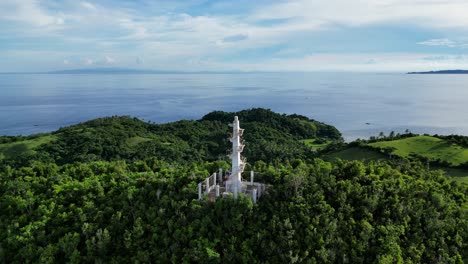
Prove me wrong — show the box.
[407,69,468,74]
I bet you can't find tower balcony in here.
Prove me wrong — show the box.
[237,144,244,152]
[235,128,244,137]
[239,163,245,173]
[241,156,247,163]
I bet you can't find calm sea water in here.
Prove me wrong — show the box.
[1,72,468,141]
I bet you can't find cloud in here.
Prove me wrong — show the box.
[422,54,468,61]
[0,0,64,28]
[422,55,450,61]
[80,2,96,11]
[417,38,468,49]
[83,58,94,65]
[417,39,456,47]
[365,59,378,64]
[222,34,249,43]
[252,0,468,30]
[104,56,115,64]
[79,56,117,66]
[3,0,468,72]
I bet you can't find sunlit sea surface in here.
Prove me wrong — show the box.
[1,72,468,141]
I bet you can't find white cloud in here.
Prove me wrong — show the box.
[422,54,468,61]
[104,56,115,64]
[417,38,468,49]
[418,39,456,47]
[222,34,249,43]
[0,0,64,28]
[252,0,468,30]
[80,2,96,11]
[77,56,117,66]
[83,58,94,65]
[3,0,468,72]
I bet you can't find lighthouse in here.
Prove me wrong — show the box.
[226,116,245,196]
[197,115,266,202]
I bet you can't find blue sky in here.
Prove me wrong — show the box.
[1,0,468,72]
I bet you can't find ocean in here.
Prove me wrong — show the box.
[1,72,468,141]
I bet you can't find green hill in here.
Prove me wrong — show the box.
[368,135,468,166]
[0,108,341,166]
[324,135,468,183]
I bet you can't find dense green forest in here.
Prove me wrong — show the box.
[0,108,467,263]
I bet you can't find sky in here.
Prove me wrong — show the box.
[1,0,468,72]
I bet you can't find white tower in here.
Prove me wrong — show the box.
[227,116,245,196]
[197,115,266,201]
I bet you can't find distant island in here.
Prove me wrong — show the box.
[46,68,246,74]
[0,68,250,74]
[48,68,175,74]
[407,69,468,74]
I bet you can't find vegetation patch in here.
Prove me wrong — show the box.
[301,138,332,149]
[0,158,466,263]
[368,135,468,166]
[325,147,387,162]
[0,135,56,160]
[126,136,153,147]
[440,167,468,184]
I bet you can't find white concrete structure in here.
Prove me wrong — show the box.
[225,116,245,196]
[197,116,267,202]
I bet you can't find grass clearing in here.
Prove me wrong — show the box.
[301,138,332,150]
[452,177,468,184]
[127,136,153,147]
[0,135,56,160]
[368,136,468,166]
[437,167,468,184]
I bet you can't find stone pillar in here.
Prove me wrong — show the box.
[215,185,220,197]
[234,184,238,199]
[205,178,210,193]
[250,171,254,184]
[253,189,257,203]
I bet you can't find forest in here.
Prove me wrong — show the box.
[0,108,467,263]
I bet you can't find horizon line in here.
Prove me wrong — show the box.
[0,68,409,74]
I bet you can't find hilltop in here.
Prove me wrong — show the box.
[0,108,341,166]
